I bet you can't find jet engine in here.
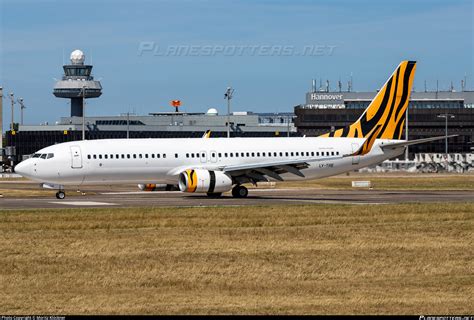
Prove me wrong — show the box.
[178,169,233,193]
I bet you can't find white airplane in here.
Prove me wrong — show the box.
[15,61,452,199]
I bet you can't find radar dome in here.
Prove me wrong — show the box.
[70,49,85,65]
[206,108,218,116]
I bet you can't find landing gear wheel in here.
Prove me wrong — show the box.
[232,185,248,198]
[207,192,222,198]
[56,191,66,200]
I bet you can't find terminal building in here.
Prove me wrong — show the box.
[294,87,474,158]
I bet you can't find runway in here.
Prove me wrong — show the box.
[1,187,473,209]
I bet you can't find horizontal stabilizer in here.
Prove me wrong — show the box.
[380,135,458,150]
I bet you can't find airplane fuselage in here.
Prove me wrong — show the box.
[16,137,404,186]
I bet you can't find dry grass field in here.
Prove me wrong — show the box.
[0,203,472,314]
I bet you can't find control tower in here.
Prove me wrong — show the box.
[53,50,102,117]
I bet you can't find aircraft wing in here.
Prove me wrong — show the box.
[380,135,457,150]
[221,156,341,183]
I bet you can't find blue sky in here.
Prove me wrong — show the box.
[1,0,473,129]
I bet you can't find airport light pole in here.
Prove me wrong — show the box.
[437,113,455,155]
[405,108,409,160]
[224,87,234,138]
[287,115,290,137]
[18,98,25,126]
[9,92,15,131]
[82,85,86,140]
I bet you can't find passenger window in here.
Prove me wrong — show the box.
[290,152,294,156]
[311,152,314,156]
[235,153,239,158]
[225,153,228,157]
[246,152,250,157]
[331,152,335,156]
[280,152,283,157]
[201,153,205,158]
[116,154,119,159]
[316,152,319,156]
[163,154,166,158]
[251,152,255,157]
[139,154,142,159]
[262,152,266,157]
[145,154,148,159]
[274,152,277,157]
[99,155,102,159]
[157,154,160,158]
[87,155,91,159]
[104,155,108,159]
[133,154,137,159]
[230,153,233,157]
[306,152,310,156]
[121,154,125,159]
[127,154,130,159]
[296,152,299,156]
[285,152,288,156]
[241,152,244,157]
[218,153,222,158]
[151,154,155,158]
[175,153,178,158]
[186,153,189,158]
[191,153,195,158]
[212,153,216,157]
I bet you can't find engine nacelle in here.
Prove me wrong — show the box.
[178,169,233,193]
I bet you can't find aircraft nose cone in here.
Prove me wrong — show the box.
[14,160,31,178]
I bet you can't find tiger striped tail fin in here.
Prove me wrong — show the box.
[321,61,417,140]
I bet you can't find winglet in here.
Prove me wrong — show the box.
[202,130,212,138]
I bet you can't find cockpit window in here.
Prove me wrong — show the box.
[40,154,47,159]
[47,153,54,159]
[32,153,41,158]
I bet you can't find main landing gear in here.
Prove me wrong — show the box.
[56,190,66,199]
[232,185,248,198]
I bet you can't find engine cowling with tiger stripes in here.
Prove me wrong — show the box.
[178,169,233,193]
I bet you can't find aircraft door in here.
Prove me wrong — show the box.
[351,143,360,165]
[70,146,83,169]
[210,150,218,163]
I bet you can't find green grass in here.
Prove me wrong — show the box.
[1,203,473,314]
